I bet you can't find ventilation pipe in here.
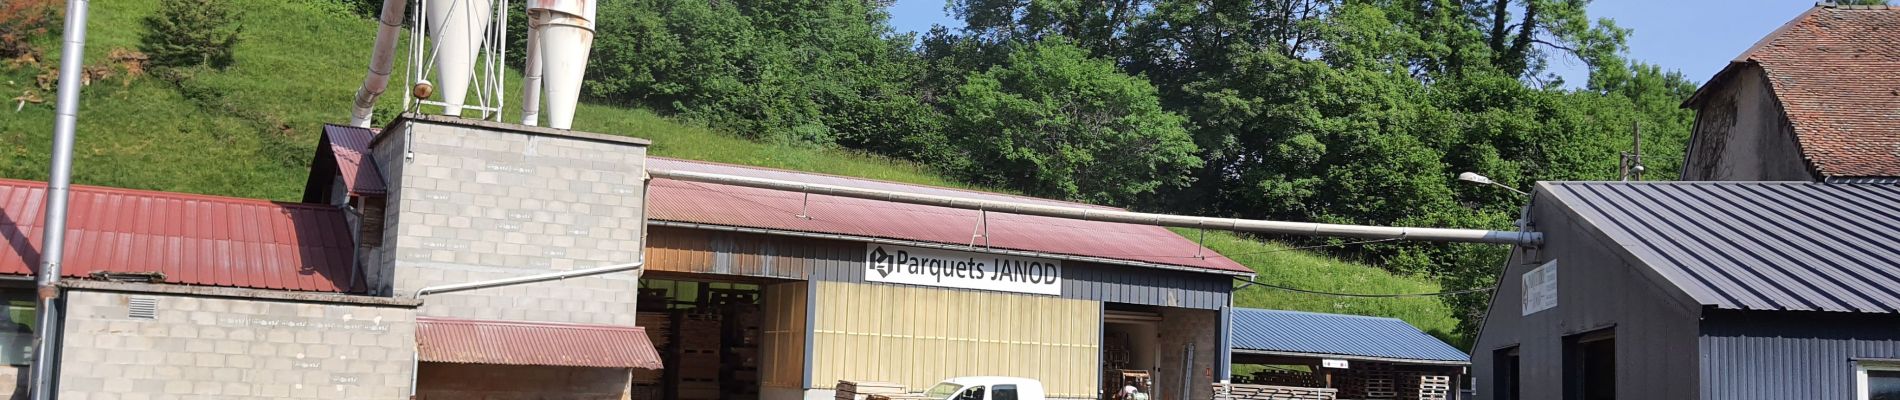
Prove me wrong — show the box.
[30,0,92,398]
[646,168,1544,246]
[425,0,493,117]
[525,0,595,129]
[519,24,543,126]
[348,0,410,127]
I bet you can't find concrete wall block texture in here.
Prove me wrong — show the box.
[50,290,416,399]
[376,120,648,325]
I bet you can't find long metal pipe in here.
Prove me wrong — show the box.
[519,20,542,126]
[30,0,91,397]
[647,168,1544,246]
[411,261,644,298]
[349,0,410,127]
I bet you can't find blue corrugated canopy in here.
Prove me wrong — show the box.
[1230,308,1469,365]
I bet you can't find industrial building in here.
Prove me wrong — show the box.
[0,114,1254,400]
[1471,182,1900,400]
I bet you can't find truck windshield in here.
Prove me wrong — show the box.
[924,383,964,399]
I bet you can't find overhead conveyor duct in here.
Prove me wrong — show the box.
[646,168,1543,247]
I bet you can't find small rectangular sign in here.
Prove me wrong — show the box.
[863,244,1062,295]
[1321,359,1349,369]
[1522,260,1558,316]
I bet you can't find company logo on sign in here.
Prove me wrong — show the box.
[863,244,1062,295]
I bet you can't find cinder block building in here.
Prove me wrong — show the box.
[0,114,1255,400]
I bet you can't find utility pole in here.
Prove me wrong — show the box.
[1620,122,1644,181]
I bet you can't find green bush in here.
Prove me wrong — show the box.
[141,0,243,69]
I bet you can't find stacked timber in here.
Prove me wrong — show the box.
[836,381,908,400]
[679,313,724,400]
[1215,383,1338,400]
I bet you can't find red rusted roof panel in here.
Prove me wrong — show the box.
[646,158,1253,274]
[1731,5,1900,178]
[416,317,664,369]
[0,178,360,293]
[322,124,387,196]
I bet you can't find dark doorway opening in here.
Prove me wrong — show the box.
[1564,328,1615,400]
[1492,346,1519,400]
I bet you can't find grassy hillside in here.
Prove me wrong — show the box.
[0,0,1460,340]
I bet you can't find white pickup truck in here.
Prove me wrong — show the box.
[920,377,1047,400]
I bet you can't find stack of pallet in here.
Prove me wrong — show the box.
[679,313,724,400]
[1216,383,1338,400]
[1246,370,1323,387]
[836,381,908,400]
[1395,374,1450,400]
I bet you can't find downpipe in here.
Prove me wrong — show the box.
[29,0,91,398]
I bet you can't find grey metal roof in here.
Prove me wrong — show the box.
[1542,182,1900,313]
[1229,308,1469,364]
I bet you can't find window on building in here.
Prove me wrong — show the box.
[1859,361,1900,400]
[992,384,1018,400]
[0,288,35,365]
[1493,346,1520,400]
[1564,328,1615,400]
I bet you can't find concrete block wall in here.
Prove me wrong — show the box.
[1158,307,1220,400]
[373,116,649,325]
[54,289,416,399]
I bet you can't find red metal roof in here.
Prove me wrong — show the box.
[1691,4,1900,178]
[0,178,361,293]
[416,317,663,369]
[321,124,387,195]
[647,158,1253,274]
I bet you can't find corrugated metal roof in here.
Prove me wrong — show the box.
[1229,308,1469,364]
[646,158,1254,274]
[416,317,663,369]
[1543,182,1900,313]
[0,178,361,293]
[321,124,386,196]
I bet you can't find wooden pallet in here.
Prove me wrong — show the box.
[837,380,909,400]
[1216,383,1337,400]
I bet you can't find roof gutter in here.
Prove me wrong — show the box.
[412,260,645,299]
[647,168,1543,247]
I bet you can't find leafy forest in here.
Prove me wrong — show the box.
[564,0,1698,338]
[0,0,1703,343]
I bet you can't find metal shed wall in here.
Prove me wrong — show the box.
[1470,192,1703,400]
[1698,310,1900,400]
[648,226,1236,310]
[807,281,1101,398]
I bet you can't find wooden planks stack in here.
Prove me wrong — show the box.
[836,380,909,400]
[1215,383,1338,400]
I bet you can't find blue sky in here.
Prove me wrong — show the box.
[884,0,1820,86]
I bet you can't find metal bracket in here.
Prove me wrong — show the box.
[969,209,990,249]
[1195,227,1207,259]
[795,191,811,220]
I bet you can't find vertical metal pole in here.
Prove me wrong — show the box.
[1631,121,1643,181]
[31,0,90,398]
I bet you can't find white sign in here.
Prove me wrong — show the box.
[1321,359,1349,369]
[1522,260,1558,316]
[863,244,1062,295]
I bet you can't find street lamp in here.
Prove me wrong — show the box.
[1457,172,1529,196]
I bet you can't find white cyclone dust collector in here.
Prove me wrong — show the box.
[522,0,596,129]
[422,0,495,117]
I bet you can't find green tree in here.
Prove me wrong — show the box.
[942,39,1200,204]
[141,0,243,69]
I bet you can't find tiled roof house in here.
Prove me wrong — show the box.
[1681,3,1900,183]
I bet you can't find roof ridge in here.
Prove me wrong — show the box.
[0,177,338,211]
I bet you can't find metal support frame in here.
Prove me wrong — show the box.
[406,0,508,121]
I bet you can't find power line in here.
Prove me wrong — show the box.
[1232,276,1495,298]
